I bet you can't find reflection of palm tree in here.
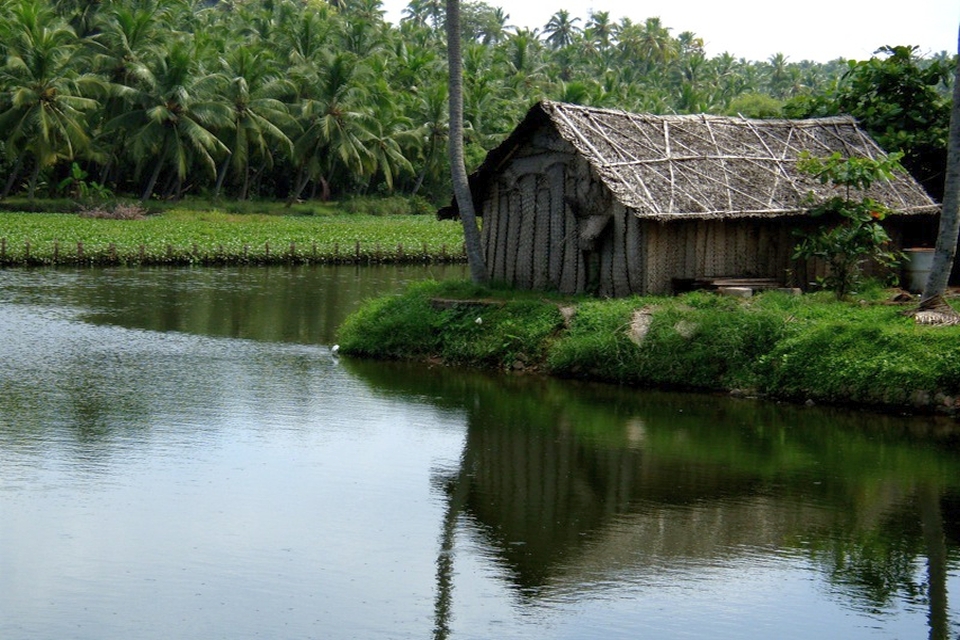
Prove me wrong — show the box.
[431,455,471,640]
[918,484,948,640]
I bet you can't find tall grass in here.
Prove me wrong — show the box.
[339,282,960,414]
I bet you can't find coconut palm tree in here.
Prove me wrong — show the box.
[214,46,295,200]
[542,9,580,50]
[407,82,448,196]
[105,39,231,201]
[88,1,171,187]
[918,27,960,320]
[637,17,677,70]
[401,0,432,28]
[585,10,613,52]
[446,0,487,284]
[0,1,103,199]
[287,51,376,203]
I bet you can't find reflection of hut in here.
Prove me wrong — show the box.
[456,407,789,590]
[442,101,938,295]
[345,361,944,598]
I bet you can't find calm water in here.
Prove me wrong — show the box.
[1,266,959,640]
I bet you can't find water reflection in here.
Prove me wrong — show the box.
[1,266,959,639]
[346,360,960,638]
[0,264,466,344]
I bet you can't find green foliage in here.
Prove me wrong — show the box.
[759,316,960,405]
[340,195,437,216]
[339,280,565,368]
[784,46,952,197]
[0,0,880,205]
[545,298,643,381]
[341,284,960,412]
[547,293,788,389]
[724,92,783,118]
[793,152,904,299]
[0,210,466,265]
[58,162,113,203]
[337,281,444,358]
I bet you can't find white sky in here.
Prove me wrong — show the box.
[381,0,959,63]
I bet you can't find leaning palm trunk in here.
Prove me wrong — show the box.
[214,153,232,199]
[446,0,488,285]
[2,155,25,199]
[286,165,310,207]
[141,153,165,203]
[917,25,960,324]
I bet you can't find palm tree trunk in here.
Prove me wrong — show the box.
[412,137,439,196]
[286,165,310,207]
[447,0,488,285]
[1,155,25,199]
[920,25,960,312]
[240,167,251,201]
[214,153,232,199]
[27,157,41,201]
[141,158,164,203]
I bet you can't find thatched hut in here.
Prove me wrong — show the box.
[444,101,938,296]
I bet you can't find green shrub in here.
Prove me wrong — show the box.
[546,298,642,381]
[337,281,445,358]
[339,280,565,369]
[759,317,960,404]
[339,285,960,412]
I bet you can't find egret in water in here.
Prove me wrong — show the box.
[331,344,340,355]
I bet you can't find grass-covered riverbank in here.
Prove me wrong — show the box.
[0,207,466,266]
[337,280,960,415]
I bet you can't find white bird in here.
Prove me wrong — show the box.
[475,317,482,325]
[331,344,340,355]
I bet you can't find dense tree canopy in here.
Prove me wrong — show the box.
[785,45,953,200]
[0,0,951,205]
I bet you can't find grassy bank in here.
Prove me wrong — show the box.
[0,207,466,266]
[337,280,960,415]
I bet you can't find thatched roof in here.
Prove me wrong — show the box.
[453,100,938,221]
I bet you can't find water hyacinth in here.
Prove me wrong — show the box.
[0,211,467,266]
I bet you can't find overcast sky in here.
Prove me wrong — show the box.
[380,0,958,63]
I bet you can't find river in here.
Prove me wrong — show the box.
[1,265,958,640]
